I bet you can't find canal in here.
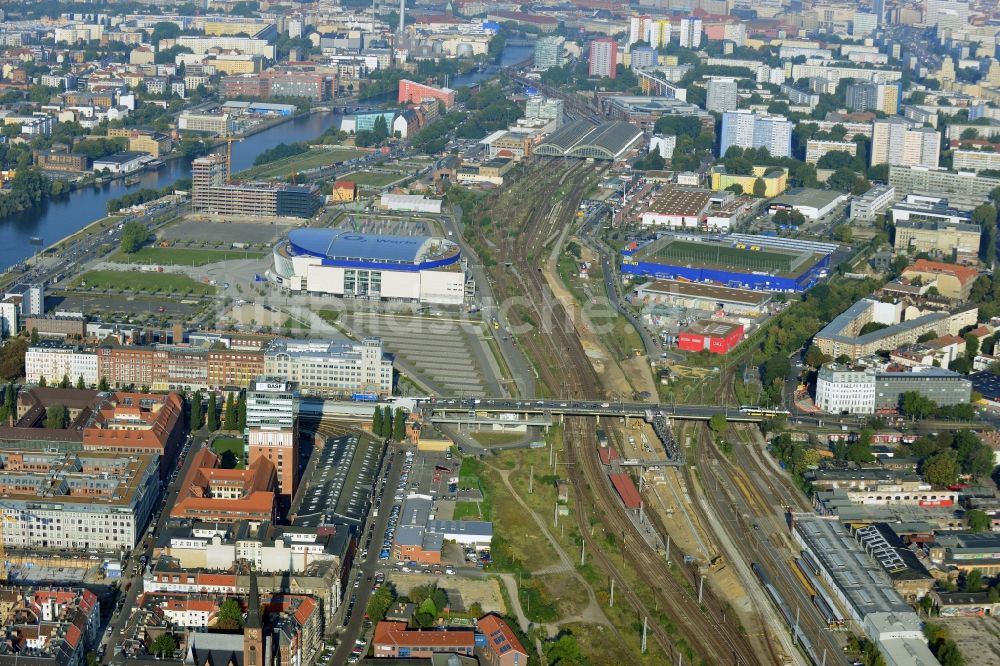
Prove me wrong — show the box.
[0,44,534,271]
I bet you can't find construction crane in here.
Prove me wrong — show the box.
[220,136,243,184]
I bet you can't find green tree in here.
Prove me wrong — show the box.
[58,374,69,389]
[150,633,177,658]
[76,375,86,389]
[901,391,936,419]
[366,586,395,623]
[37,375,46,388]
[119,221,150,254]
[963,569,984,592]
[964,334,980,358]
[30,327,39,344]
[150,21,181,46]
[922,450,959,487]
[98,376,109,391]
[236,392,246,430]
[846,429,874,463]
[392,408,406,442]
[833,224,853,243]
[216,599,244,629]
[3,384,14,409]
[207,392,219,431]
[372,114,390,143]
[414,597,437,627]
[804,344,830,368]
[709,413,727,435]
[44,404,66,429]
[191,390,203,429]
[223,393,237,430]
[752,177,767,197]
[372,407,383,437]
[545,633,583,666]
[966,509,991,533]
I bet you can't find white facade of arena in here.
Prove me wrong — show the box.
[272,229,465,305]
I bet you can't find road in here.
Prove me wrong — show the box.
[103,429,204,664]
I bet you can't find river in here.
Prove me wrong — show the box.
[0,44,534,271]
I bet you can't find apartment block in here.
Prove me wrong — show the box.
[398,79,456,110]
[888,165,1000,211]
[25,341,98,386]
[588,38,617,79]
[870,118,939,168]
[706,77,738,113]
[720,110,793,157]
[0,449,158,550]
[952,149,1000,173]
[806,140,857,165]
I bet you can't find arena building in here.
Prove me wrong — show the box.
[621,233,834,292]
[271,229,466,305]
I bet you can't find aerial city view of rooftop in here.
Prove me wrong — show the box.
[3,0,1000,665]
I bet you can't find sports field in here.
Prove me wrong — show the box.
[643,238,815,277]
[341,171,405,187]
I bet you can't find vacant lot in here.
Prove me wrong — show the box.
[112,247,264,266]
[72,270,216,295]
[240,147,365,180]
[340,171,404,187]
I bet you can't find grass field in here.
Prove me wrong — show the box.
[340,171,404,187]
[72,270,216,295]
[453,500,485,520]
[239,147,365,180]
[211,437,245,469]
[112,247,264,266]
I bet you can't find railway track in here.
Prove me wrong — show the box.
[469,160,761,664]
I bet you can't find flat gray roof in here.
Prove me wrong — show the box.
[770,187,846,209]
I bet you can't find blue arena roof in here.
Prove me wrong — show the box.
[290,229,427,263]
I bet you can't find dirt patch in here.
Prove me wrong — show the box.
[388,573,507,615]
[937,617,1000,666]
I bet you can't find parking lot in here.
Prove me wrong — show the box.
[294,435,383,528]
[160,219,292,245]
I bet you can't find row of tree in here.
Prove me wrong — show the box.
[190,390,247,432]
[371,406,406,441]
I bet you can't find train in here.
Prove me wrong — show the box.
[793,556,845,629]
[739,406,792,417]
[752,563,823,665]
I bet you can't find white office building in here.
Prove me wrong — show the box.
[263,337,393,396]
[533,36,566,70]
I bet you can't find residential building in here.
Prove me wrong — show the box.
[889,166,1000,211]
[780,84,820,109]
[25,342,97,387]
[0,450,158,551]
[899,260,978,300]
[952,149,1000,173]
[156,521,348,574]
[846,82,901,115]
[870,118,939,168]
[170,447,277,524]
[191,153,320,218]
[588,38,617,79]
[398,80,455,110]
[263,338,393,397]
[806,140,857,165]
[814,299,978,359]
[0,587,100,666]
[34,149,89,172]
[245,376,299,502]
[720,110,792,158]
[892,209,980,256]
[82,391,185,476]
[533,36,566,70]
[649,135,677,160]
[706,77,738,113]
[679,17,702,48]
[630,46,657,70]
[176,36,275,59]
[850,185,895,222]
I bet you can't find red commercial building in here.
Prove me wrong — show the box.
[170,447,277,524]
[677,319,744,354]
[398,79,456,110]
[373,621,475,659]
[588,38,618,79]
[477,614,529,666]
